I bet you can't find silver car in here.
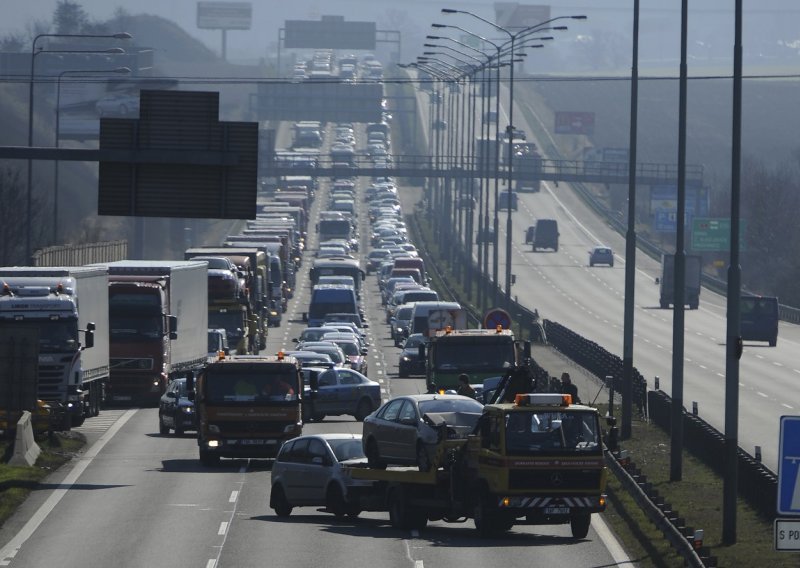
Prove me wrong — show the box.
[362,394,483,472]
[270,433,368,518]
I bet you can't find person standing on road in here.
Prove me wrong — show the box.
[456,373,476,399]
[561,372,581,404]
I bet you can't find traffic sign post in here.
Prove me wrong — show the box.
[775,519,800,551]
[483,308,511,330]
[777,416,800,515]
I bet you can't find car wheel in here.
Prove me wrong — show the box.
[326,484,347,518]
[199,449,219,467]
[365,438,386,470]
[271,485,293,518]
[159,415,169,436]
[416,442,432,472]
[312,413,326,422]
[354,398,373,422]
[398,365,408,378]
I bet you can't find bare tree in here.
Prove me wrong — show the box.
[0,33,26,52]
[53,0,90,35]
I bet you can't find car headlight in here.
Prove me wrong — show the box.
[181,406,194,414]
[401,356,410,362]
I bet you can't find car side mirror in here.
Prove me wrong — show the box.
[361,348,368,355]
[400,417,417,426]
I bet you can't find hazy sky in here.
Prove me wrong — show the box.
[4,1,799,67]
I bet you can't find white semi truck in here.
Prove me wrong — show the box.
[0,266,110,429]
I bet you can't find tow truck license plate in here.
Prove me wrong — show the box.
[545,506,569,515]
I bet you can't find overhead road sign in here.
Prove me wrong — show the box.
[691,217,747,252]
[257,82,383,123]
[98,90,258,220]
[284,18,376,50]
[778,416,800,516]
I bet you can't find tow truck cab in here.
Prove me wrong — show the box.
[188,354,305,466]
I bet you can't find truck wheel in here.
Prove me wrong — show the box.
[71,414,86,427]
[473,495,499,537]
[570,513,591,539]
[326,484,347,518]
[770,336,777,347]
[388,488,426,530]
[159,415,169,435]
[199,449,220,467]
[354,399,373,422]
[271,485,293,518]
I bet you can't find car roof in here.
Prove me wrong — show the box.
[289,433,362,442]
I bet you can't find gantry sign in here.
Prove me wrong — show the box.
[98,90,258,219]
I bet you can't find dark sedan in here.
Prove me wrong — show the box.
[398,333,426,377]
[302,366,381,422]
[158,377,196,435]
[362,394,483,471]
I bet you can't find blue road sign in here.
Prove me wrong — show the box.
[483,308,512,330]
[778,416,800,515]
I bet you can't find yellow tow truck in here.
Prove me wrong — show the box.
[344,393,610,538]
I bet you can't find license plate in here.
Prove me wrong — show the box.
[113,395,132,401]
[545,506,569,515]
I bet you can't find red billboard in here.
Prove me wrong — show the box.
[554,111,595,135]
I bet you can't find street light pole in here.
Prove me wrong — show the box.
[54,66,130,243]
[26,31,131,261]
[441,11,585,306]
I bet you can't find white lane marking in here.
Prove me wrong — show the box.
[0,409,137,564]
[206,560,216,568]
[757,391,768,398]
[782,403,794,410]
[218,522,228,536]
[593,514,632,565]
[229,491,238,503]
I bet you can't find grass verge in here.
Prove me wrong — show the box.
[597,407,792,567]
[0,433,85,526]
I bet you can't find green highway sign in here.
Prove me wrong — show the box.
[691,218,746,252]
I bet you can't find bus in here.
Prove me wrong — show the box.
[740,295,779,347]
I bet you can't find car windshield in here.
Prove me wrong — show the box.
[328,439,366,461]
[418,397,483,414]
[505,411,600,454]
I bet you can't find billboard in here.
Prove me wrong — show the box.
[495,4,551,29]
[554,111,595,135]
[284,19,376,50]
[197,2,252,30]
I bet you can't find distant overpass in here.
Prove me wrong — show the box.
[267,154,704,187]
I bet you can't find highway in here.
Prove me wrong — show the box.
[420,77,797,473]
[0,116,630,567]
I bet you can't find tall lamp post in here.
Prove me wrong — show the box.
[26,31,131,261]
[54,66,130,243]
[442,10,585,305]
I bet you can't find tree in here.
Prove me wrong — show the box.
[0,165,48,265]
[0,33,25,52]
[53,0,89,35]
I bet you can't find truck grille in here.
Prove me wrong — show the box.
[508,469,603,491]
[216,421,287,434]
[38,362,69,397]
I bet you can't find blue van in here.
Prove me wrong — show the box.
[740,295,779,347]
[305,285,359,327]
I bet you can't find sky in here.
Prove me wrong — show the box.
[3,1,799,69]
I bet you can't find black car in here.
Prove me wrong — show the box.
[398,333,427,378]
[158,378,196,435]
